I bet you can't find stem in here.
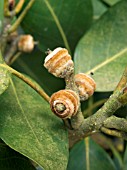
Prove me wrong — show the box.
[118,90,127,105]
[101,127,127,140]
[0,63,50,102]
[69,129,97,148]
[4,37,19,64]
[8,0,35,33]
[85,137,90,170]
[15,0,25,14]
[115,66,127,91]
[65,73,77,91]
[0,23,10,54]
[9,52,22,65]
[4,0,11,17]
[80,91,122,133]
[65,73,84,129]
[104,116,127,132]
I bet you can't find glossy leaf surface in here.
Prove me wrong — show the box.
[20,0,93,54]
[67,138,116,170]
[123,143,127,170]
[0,75,68,170]
[92,0,107,20]
[74,0,127,91]
[102,0,121,6]
[0,140,36,170]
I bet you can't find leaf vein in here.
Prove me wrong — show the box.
[43,0,71,53]
[86,48,127,74]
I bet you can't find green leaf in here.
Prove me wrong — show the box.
[74,0,127,91]
[67,138,116,170]
[0,0,4,34]
[92,0,107,20]
[0,139,36,170]
[0,52,10,95]
[0,75,68,170]
[102,0,121,6]
[123,143,127,170]
[20,0,93,54]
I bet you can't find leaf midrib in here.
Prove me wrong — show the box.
[43,0,71,54]
[85,138,90,170]
[86,47,127,74]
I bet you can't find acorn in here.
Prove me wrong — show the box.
[18,35,35,53]
[50,89,79,119]
[44,47,74,78]
[74,73,96,101]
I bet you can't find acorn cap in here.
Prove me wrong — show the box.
[74,73,96,101]
[50,89,79,119]
[44,47,74,78]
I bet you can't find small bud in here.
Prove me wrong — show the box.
[18,35,35,53]
[44,47,74,78]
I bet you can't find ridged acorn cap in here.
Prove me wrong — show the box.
[44,47,74,78]
[74,73,96,101]
[50,89,79,119]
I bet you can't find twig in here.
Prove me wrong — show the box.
[68,129,97,148]
[103,116,127,132]
[15,0,25,14]
[9,52,22,65]
[4,0,25,17]
[4,37,19,64]
[118,90,127,105]
[8,0,35,33]
[0,63,50,102]
[65,73,84,129]
[115,66,127,91]
[85,137,90,170]
[80,91,122,133]
[101,127,127,140]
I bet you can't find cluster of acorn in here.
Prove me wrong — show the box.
[44,47,96,119]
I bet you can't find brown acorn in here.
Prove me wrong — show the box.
[18,35,34,53]
[44,47,74,78]
[74,73,96,101]
[50,89,79,119]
